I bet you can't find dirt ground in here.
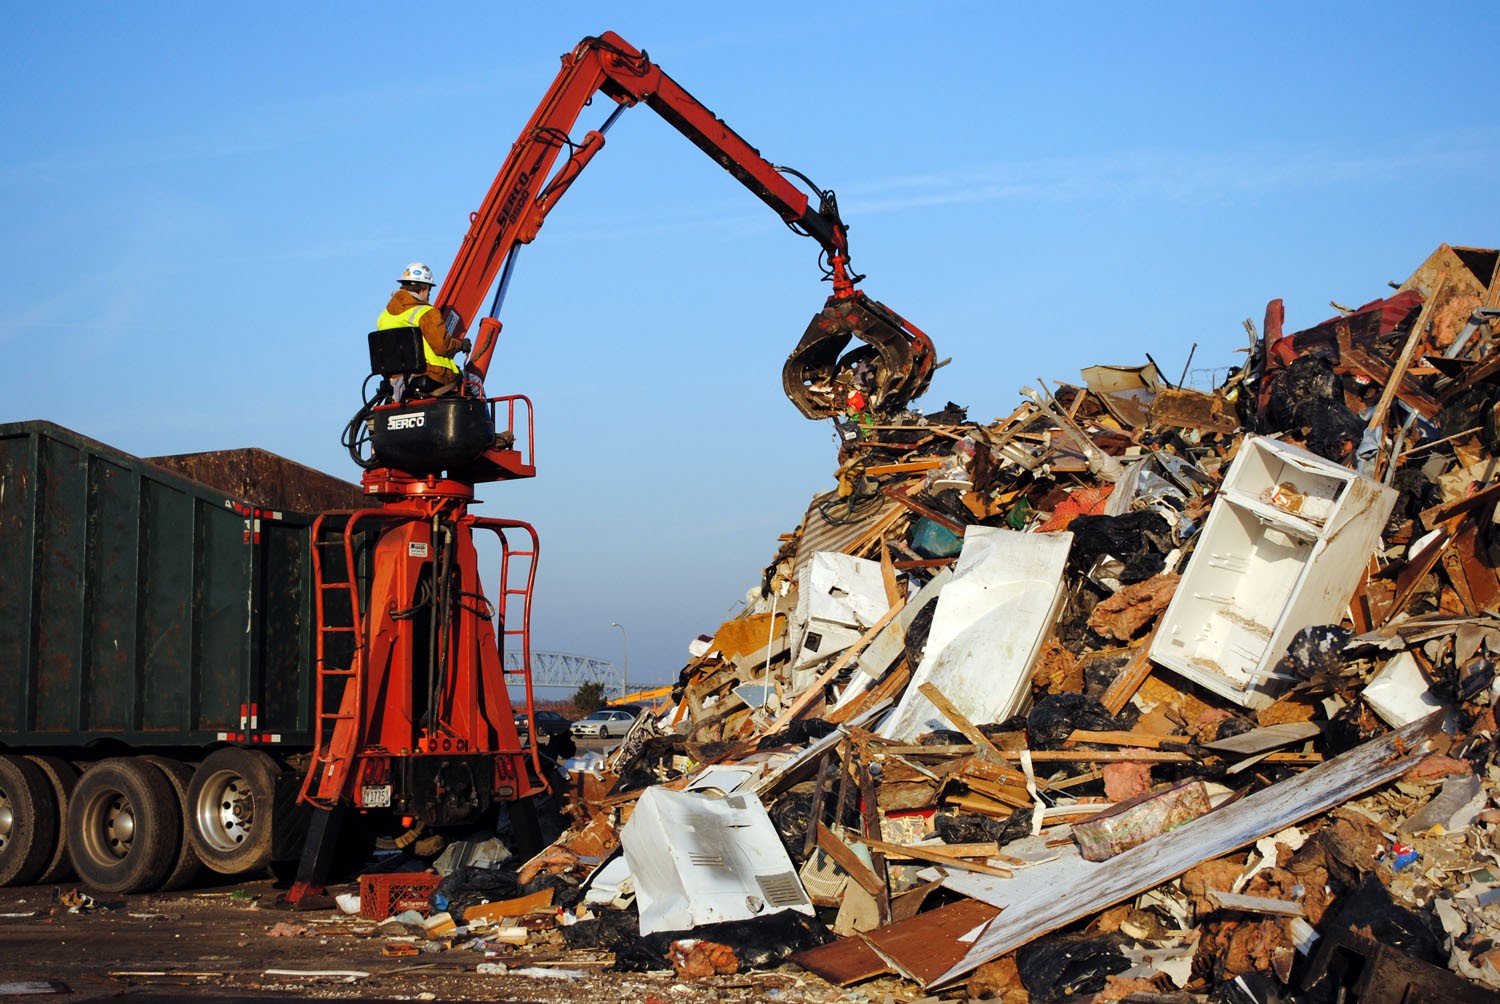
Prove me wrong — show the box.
[0,875,888,1004]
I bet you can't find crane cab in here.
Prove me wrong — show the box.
[359,327,534,486]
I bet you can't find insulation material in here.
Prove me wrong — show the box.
[620,786,814,935]
[878,527,1073,741]
[1072,781,1211,861]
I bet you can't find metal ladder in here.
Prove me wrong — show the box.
[300,513,366,810]
[477,517,543,778]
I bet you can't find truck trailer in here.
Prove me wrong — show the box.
[0,420,546,894]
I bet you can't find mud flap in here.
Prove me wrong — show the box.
[782,292,936,420]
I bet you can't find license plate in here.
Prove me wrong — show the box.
[360,784,392,808]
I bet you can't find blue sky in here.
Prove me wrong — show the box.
[6,3,1497,691]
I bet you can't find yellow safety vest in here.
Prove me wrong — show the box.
[376,304,459,374]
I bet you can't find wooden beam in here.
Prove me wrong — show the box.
[917,682,1008,763]
[1099,626,1160,715]
[1064,729,1176,749]
[851,835,1013,878]
[815,822,886,899]
[864,459,944,477]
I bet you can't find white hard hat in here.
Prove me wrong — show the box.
[399,262,435,286]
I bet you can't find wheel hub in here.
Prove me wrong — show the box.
[196,771,255,851]
[0,789,12,852]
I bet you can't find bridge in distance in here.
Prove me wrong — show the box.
[502,650,623,696]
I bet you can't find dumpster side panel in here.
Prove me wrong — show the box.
[140,478,195,734]
[0,433,38,734]
[197,499,252,734]
[0,421,319,749]
[259,519,314,736]
[84,453,141,733]
[34,434,86,735]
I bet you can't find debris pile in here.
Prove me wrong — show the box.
[447,244,1500,1000]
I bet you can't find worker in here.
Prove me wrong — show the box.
[377,262,471,395]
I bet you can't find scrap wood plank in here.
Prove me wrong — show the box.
[883,484,967,535]
[1382,516,1464,627]
[958,754,1051,791]
[828,657,911,725]
[790,896,1000,987]
[945,791,1017,817]
[1366,273,1448,437]
[917,682,1008,764]
[855,747,894,924]
[1064,729,1178,749]
[1099,626,1160,715]
[1208,890,1305,917]
[993,749,1320,765]
[928,712,1443,989]
[790,934,891,986]
[954,774,1034,810]
[1202,721,1321,755]
[879,539,901,606]
[846,503,908,558]
[852,835,1013,878]
[876,742,976,757]
[864,458,945,476]
[1445,522,1500,612]
[874,841,999,860]
[815,822,886,898]
[1419,479,1500,531]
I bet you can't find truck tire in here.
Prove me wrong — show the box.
[66,758,180,894]
[188,748,280,875]
[140,757,203,891]
[0,754,59,887]
[23,755,78,885]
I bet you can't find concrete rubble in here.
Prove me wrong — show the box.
[378,242,1500,1001]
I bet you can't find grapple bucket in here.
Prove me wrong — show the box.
[782,292,937,420]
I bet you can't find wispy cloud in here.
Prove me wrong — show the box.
[535,129,1498,245]
[840,133,1499,214]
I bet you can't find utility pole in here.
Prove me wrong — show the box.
[609,622,629,700]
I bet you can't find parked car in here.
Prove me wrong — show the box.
[514,709,573,743]
[570,707,642,739]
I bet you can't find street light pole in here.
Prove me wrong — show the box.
[609,622,629,700]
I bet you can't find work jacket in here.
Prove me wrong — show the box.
[378,290,463,382]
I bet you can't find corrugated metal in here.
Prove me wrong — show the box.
[794,491,904,578]
[0,421,317,747]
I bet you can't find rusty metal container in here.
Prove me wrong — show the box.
[0,421,359,747]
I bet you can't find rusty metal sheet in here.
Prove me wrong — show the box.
[1149,386,1238,433]
[861,897,1000,986]
[147,447,366,514]
[790,932,891,986]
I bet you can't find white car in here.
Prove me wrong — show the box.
[570,708,640,739]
